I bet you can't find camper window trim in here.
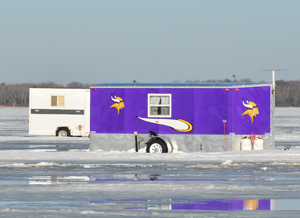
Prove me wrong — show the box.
[51,95,65,107]
[148,94,172,117]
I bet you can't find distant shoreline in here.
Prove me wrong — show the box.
[0,105,29,108]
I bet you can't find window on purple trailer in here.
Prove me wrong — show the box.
[148,94,172,117]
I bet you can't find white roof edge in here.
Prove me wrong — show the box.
[90,84,272,88]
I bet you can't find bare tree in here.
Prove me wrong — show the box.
[66,81,91,88]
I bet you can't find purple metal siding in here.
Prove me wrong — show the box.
[231,86,271,134]
[90,86,270,135]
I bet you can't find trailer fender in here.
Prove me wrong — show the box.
[168,138,179,152]
[146,136,173,153]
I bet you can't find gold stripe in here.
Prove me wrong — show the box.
[173,119,193,132]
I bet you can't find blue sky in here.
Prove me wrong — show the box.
[0,0,299,84]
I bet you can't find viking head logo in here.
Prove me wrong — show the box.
[110,94,125,115]
[242,97,259,124]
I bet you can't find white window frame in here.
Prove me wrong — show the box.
[148,93,172,118]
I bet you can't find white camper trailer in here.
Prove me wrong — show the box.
[29,88,90,137]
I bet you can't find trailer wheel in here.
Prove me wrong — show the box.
[56,128,70,137]
[146,139,168,153]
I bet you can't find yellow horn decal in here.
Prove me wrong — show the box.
[173,119,193,132]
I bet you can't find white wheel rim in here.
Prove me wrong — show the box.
[59,130,67,137]
[149,143,163,153]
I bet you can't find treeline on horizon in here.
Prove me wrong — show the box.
[0,79,298,107]
[0,81,91,107]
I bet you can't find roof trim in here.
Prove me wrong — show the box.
[91,82,272,88]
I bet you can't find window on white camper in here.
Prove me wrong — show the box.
[51,96,65,107]
[148,94,171,117]
[58,96,64,106]
[51,96,57,106]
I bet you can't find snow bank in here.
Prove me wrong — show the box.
[0,149,299,166]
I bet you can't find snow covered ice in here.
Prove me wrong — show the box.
[1,108,300,217]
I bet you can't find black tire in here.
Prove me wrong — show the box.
[56,128,70,137]
[146,139,168,153]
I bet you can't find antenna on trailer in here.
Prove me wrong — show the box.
[259,69,287,91]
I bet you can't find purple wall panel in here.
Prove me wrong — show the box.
[195,88,230,134]
[90,86,271,135]
[127,88,159,134]
[90,88,126,133]
[232,86,271,134]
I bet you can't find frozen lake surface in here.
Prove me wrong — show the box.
[0,108,300,217]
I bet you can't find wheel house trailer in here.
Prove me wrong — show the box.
[89,83,274,152]
[29,88,90,137]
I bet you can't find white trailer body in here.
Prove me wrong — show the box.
[29,88,90,137]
